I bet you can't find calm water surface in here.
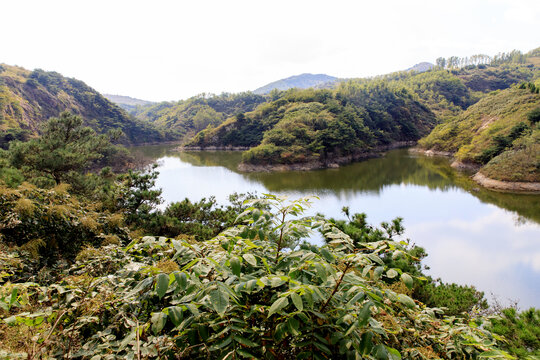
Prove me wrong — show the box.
[133,145,540,308]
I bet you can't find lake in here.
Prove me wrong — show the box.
[133,144,540,309]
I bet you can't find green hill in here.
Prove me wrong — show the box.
[131,92,267,140]
[187,82,436,168]
[0,64,164,145]
[419,85,540,182]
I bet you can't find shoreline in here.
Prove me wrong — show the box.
[178,145,251,151]
[237,141,416,172]
[412,148,540,193]
[472,172,540,193]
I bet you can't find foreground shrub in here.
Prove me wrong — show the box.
[486,307,540,359]
[0,196,512,359]
[0,182,129,265]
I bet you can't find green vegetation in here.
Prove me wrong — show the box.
[132,92,267,140]
[326,207,488,316]
[419,87,540,182]
[0,47,539,357]
[184,48,538,170]
[486,308,540,359]
[0,195,516,359]
[189,83,436,166]
[0,64,165,145]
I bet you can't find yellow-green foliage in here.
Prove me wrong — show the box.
[481,133,540,182]
[13,198,34,216]
[0,183,129,261]
[0,63,163,144]
[420,88,539,158]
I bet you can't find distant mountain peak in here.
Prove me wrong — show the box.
[103,94,155,112]
[253,73,338,94]
[406,62,435,73]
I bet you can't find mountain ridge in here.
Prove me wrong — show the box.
[0,64,164,144]
[253,73,338,94]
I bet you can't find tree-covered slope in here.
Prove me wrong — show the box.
[131,92,267,140]
[419,85,540,182]
[372,62,538,119]
[0,64,164,144]
[187,83,436,167]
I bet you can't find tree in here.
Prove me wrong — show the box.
[9,112,125,184]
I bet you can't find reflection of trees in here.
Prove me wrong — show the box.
[129,144,178,159]
[140,146,540,225]
[244,150,459,194]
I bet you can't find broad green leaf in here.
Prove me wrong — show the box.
[9,288,18,306]
[243,253,257,266]
[314,263,327,283]
[386,346,402,360]
[386,269,398,279]
[397,294,416,308]
[319,248,335,263]
[230,257,241,276]
[236,349,256,358]
[347,291,365,307]
[209,334,233,351]
[155,273,169,299]
[358,302,372,327]
[374,344,389,360]
[270,276,286,287]
[273,322,287,341]
[374,266,384,279]
[267,297,289,318]
[185,303,200,316]
[288,317,300,336]
[291,292,303,311]
[198,324,209,341]
[359,331,374,355]
[367,254,384,265]
[168,306,183,327]
[314,341,332,354]
[245,279,257,293]
[234,335,258,347]
[210,289,229,316]
[151,312,167,334]
[401,273,413,289]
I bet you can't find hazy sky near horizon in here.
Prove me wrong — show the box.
[2,0,539,101]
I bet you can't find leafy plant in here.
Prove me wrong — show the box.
[0,196,512,359]
[486,307,540,359]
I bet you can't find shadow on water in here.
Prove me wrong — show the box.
[132,145,540,224]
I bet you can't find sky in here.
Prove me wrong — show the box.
[1,0,539,102]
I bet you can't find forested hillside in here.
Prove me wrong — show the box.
[131,92,267,140]
[0,64,164,145]
[419,85,540,183]
[183,47,539,171]
[187,83,436,167]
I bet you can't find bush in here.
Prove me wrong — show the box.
[0,182,129,264]
[527,107,540,124]
[0,196,511,359]
[487,307,540,358]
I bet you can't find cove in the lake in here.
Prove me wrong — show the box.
[132,145,540,308]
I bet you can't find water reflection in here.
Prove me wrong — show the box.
[131,144,540,308]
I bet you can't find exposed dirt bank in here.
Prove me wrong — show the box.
[472,172,540,193]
